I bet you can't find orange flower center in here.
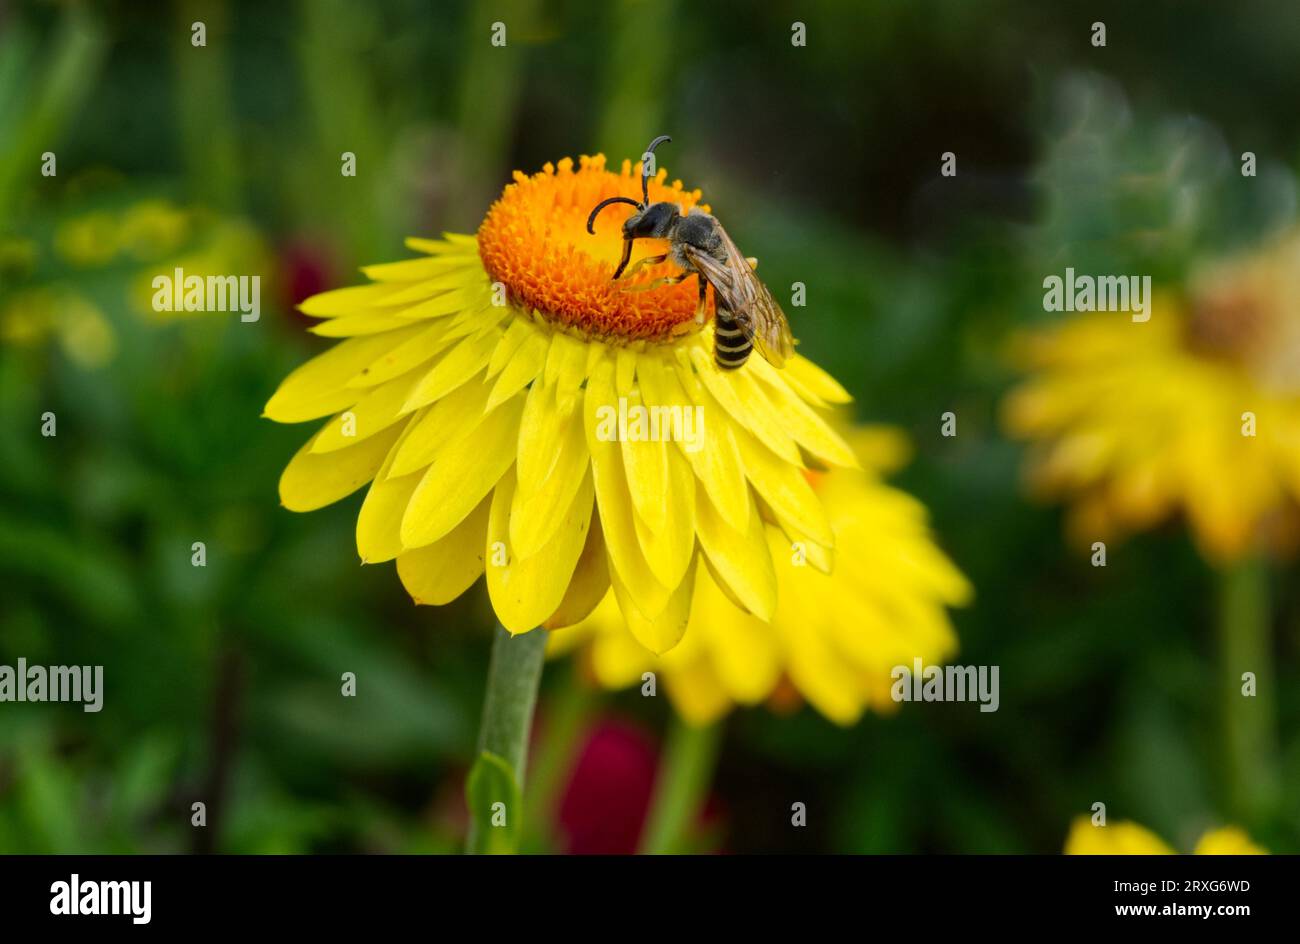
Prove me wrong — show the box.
[1186,232,1300,393]
[476,155,713,342]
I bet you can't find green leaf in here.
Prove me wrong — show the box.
[465,750,521,855]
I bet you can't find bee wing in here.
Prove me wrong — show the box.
[684,227,794,368]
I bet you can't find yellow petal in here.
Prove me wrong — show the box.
[632,351,688,418]
[401,393,524,547]
[657,367,750,532]
[634,353,717,483]
[693,571,782,705]
[355,423,424,563]
[405,235,475,255]
[310,366,425,453]
[516,379,571,492]
[263,325,425,423]
[395,493,491,605]
[778,610,864,725]
[584,359,671,618]
[298,282,409,317]
[588,601,656,687]
[279,422,403,512]
[748,352,827,408]
[615,346,637,396]
[309,312,413,337]
[511,395,589,557]
[785,354,853,404]
[630,436,696,590]
[544,331,589,412]
[388,373,494,478]
[663,657,734,726]
[736,427,833,546]
[402,329,500,412]
[771,518,834,574]
[586,339,608,377]
[361,255,478,282]
[345,320,452,388]
[376,277,480,309]
[751,369,859,468]
[487,328,550,410]
[487,467,594,633]
[544,516,611,629]
[356,469,422,563]
[688,346,801,464]
[397,286,484,320]
[726,365,807,465]
[694,483,776,621]
[611,551,695,655]
[440,302,501,338]
[699,552,754,614]
[619,387,669,535]
[664,353,752,531]
[487,317,537,378]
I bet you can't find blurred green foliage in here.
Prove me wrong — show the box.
[1,0,1297,853]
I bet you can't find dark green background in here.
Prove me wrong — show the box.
[1,0,1296,853]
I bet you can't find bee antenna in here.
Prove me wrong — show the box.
[641,135,672,204]
[586,196,642,235]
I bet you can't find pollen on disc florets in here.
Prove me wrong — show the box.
[476,154,714,343]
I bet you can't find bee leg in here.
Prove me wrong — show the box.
[617,253,669,281]
[621,271,691,293]
[611,238,635,280]
[745,256,758,271]
[695,274,708,324]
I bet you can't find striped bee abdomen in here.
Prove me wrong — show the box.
[713,305,752,370]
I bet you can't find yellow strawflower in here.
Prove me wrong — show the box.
[549,426,971,724]
[265,154,858,651]
[1004,229,1300,561]
[1064,817,1266,854]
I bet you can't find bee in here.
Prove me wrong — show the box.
[585,135,794,370]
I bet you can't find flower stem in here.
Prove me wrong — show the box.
[465,626,546,854]
[638,718,722,855]
[1217,557,1278,824]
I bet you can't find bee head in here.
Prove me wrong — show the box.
[623,201,679,239]
[585,135,676,279]
[584,136,676,232]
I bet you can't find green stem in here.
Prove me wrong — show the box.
[1217,557,1277,825]
[638,717,722,854]
[465,626,546,854]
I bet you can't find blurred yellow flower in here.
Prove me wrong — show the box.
[54,211,120,267]
[1190,825,1267,855]
[117,199,192,260]
[1065,817,1266,854]
[131,217,266,320]
[1004,230,1300,562]
[265,154,857,651]
[0,285,116,368]
[549,425,971,725]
